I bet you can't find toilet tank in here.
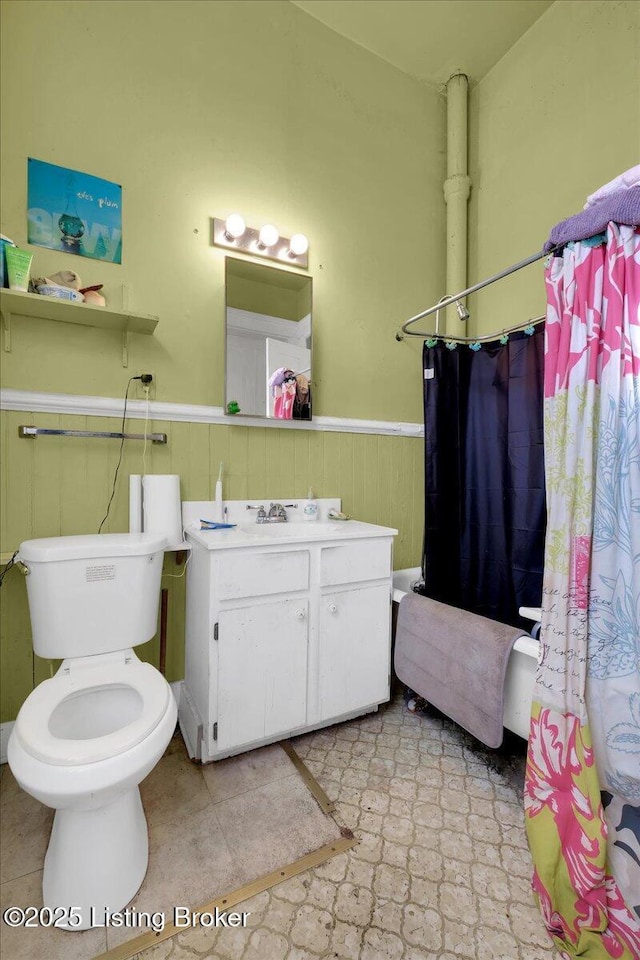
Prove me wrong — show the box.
[18,534,167,659]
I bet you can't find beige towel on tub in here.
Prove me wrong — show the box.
[394,593,524,748]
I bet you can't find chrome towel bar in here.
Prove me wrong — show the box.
[18,425,167,444]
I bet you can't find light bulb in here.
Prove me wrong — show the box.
[289,233,308,257]
[224,214,246,240]
[258,224,279,248]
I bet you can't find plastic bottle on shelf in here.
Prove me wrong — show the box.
[302,487,318,522]
[214,462,224,522]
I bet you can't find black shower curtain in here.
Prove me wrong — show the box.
[421,329,546,629]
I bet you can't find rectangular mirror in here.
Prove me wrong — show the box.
[225,257,312,420]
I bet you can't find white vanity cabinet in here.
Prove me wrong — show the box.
[216,597,309,752]
[178,510,397,762]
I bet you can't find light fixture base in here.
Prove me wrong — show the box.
[211,218,308,270]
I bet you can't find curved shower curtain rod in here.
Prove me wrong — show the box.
[395,248,550,342]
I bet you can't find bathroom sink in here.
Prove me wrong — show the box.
[236,522,348,539]
[184,509,399,551]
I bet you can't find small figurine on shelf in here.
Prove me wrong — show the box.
[79,284,106,306]
[226,400,240,414]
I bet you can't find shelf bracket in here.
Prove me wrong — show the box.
[122,327,130,368]
[1,307,11,352]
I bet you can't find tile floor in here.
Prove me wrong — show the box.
[129,691,560,960]
[0,737,341,959]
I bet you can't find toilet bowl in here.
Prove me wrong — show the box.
[7,533,176,930]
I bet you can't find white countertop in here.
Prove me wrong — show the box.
[186,519,398,551]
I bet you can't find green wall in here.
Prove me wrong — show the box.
[468,0,640,336]
[0,0,441,420]
[0,410,423,722]
[1,1,443,721]
[3,0,638,723]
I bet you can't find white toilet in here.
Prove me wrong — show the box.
[7,533,177,930]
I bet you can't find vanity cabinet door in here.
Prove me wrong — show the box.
[319,583,391,721]
[215,599,308,752]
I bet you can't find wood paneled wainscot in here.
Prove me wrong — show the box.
[179,511,397,762]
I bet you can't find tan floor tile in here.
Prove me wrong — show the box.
[345,858,374,888]
[509,899,558,948]
[371,897,404,934]
[0,766,53,884]
[139,750,212,827]
[244,926,289,960]
[442,857,472,886]
[304,877,337,912]
[408,845,444,881]
[106,805,240,949]
[0,871,107,960]
[471,861,512,902]
[477,924,525,960]
[381,814,414,845]
[350,830,383,863]
[313,852,348,884]
[330,917,364,958]
[442,916,477,958]
[381,840,408,868]
[360,926,405,960]
[213,775,340,880]
[261,894,298,935]
[289,902,332,952]
[3,690,565,960]
[200,743,296,803]
[334,882,373,926]
[176,920,249,958]
[372,862,410,903]
[358,810,383,833]
[402,902,443,950]
[340,767,368,789]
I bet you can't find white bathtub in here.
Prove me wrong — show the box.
[392,568,539,741]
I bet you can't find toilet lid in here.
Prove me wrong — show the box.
[14,659,172,766]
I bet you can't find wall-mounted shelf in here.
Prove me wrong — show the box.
[0,288,159,367]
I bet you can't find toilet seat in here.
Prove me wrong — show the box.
[14,657,171,767]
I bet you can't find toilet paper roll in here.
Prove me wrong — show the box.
[142,474,183,549]
[129,475,142,533]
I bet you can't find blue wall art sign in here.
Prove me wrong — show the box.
[27,158,122,264]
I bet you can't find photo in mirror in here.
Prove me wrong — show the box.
[225,257,312,420]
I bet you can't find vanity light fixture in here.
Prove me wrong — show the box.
[212,216,309,269]
[258,224,279,249]
[224,214,246,241]
[288,233,309,258]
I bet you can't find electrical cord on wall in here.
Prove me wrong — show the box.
[0,551,19,587]
[161,543,192,579]
[98,376,142,534]
[142,385,150,477]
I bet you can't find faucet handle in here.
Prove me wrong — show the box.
[247,504,267,522]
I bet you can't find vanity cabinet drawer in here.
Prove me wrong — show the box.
[320,539,391,586]
[216,549,310,600]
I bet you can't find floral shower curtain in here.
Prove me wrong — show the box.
[525,223,640,959]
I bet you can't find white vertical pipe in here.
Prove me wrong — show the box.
[443,73,471,336]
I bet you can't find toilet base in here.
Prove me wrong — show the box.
[43,787,149,930]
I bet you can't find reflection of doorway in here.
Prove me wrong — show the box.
[266,338,311,418]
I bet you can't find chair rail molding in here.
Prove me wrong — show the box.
[0,389,424,438]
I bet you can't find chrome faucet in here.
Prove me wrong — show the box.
[246,504,267,523]
[267,503,288,523]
